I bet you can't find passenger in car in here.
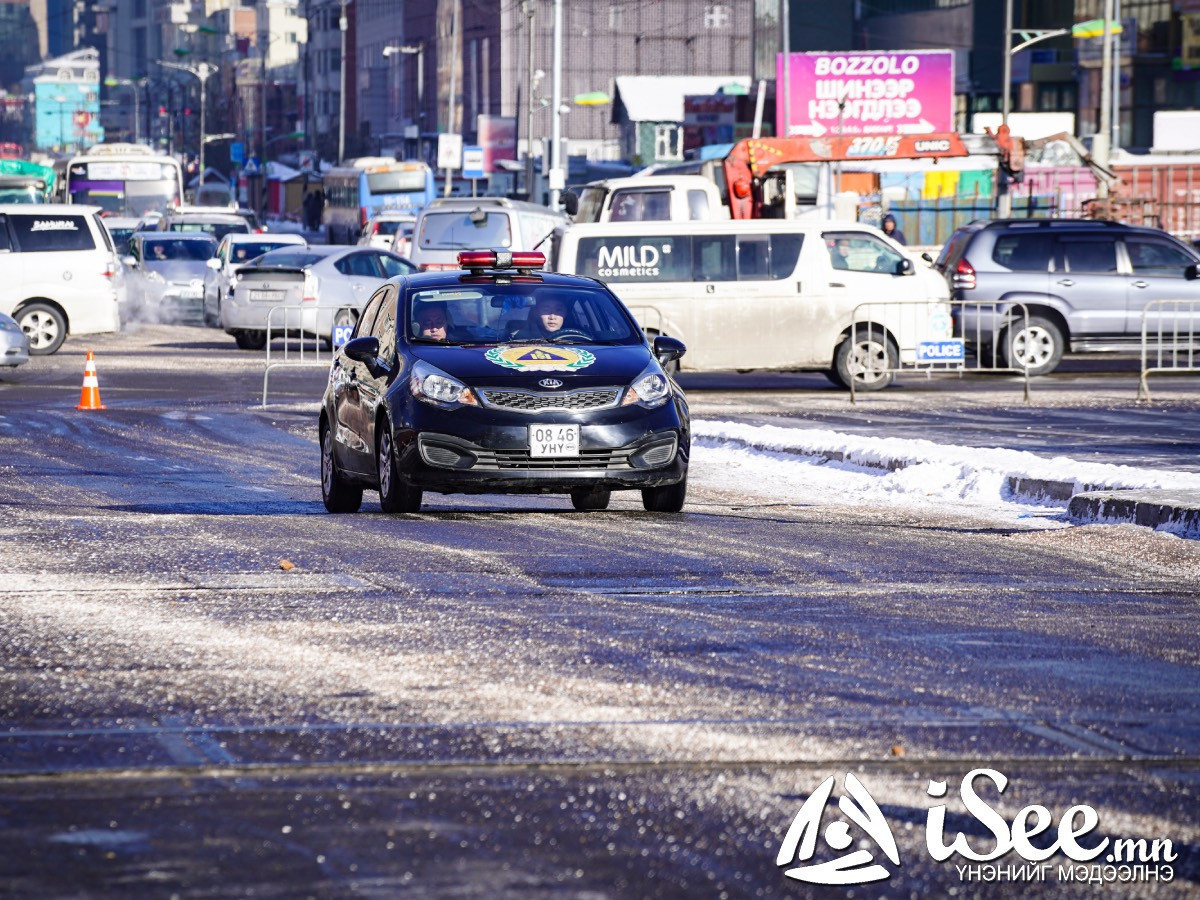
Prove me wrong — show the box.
[509,296,573,339]
[414,304,455,341]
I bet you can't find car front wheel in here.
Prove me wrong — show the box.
[377,427,422,513]
[833,328,897,392]
[234,330,267,350]
[321,420,362,513]
[642,477,687,513]
[1001,315,1064,376]
[17,302,67,355]
[571,488,611,511]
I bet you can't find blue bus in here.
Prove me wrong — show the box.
[322,158,436,244]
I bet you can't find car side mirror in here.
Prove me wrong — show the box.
[206,257,221,270]
[653,334,686,364]
[561,191,579,216]
[921,251,934,264]
[896,257,915,276]
[343,335,380,363]
[121,255,137,267]
[1186,264,1199,281]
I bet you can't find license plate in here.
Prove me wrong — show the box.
[529,424,579,457]
[249,289,284,301]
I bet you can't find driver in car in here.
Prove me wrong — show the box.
[510,295,572,339]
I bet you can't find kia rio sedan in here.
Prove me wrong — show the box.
[319,250,689,514]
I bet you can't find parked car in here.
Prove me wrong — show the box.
[202,232,308,327]
[0,310,30,368]
[934,219,1200,375]
[319,249,690,514]
[124,232,218,325]
[100,215,140,255]
[0,204,121,355]
[221,245,416,350]
[156,207,254,242]
[359,210,416,252]
[408,196,567,271]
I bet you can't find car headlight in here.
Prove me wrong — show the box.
[409,359,478,408]
[623,363,670,408]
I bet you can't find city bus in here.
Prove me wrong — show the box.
[63,143,184,217]
[321,158,435,244]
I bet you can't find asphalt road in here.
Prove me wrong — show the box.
[1,327,1198,896]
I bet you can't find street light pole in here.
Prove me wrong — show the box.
[523,0,535,199]
[1096,0,1115,197]
[159,61,218,186]
[548,0,562,208]
[338,0,349,162]
[444,0,458,196]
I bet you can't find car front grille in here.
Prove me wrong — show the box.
[470,447,635,470]
[479,388,622,413]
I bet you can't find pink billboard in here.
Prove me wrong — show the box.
[776,50,955,137]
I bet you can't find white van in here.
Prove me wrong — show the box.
[554,220,952,390]
[0,204,120,355]
[409,196,566,271]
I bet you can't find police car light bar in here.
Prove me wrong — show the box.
[457,250,546,271]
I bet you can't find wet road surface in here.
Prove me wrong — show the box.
[1,327,1197,896]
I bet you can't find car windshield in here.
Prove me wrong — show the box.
[253,249,328,268]
[418,211,512,250]
[143,239,215,261]
[408,283,641,346]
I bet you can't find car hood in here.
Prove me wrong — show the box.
[144,261,208,282]
[410,342,653,388]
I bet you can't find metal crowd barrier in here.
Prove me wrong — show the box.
[848,300,1032,403]
[1138,299,1200,402]
[261,304,354,408]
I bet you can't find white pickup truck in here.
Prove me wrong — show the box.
[567,175,729,223]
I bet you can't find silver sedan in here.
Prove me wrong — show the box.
[221,245,416,350]
[0,310,30,369]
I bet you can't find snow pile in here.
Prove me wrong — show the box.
[691,419,1200,527]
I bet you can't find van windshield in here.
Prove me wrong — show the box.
[418,210,513,250]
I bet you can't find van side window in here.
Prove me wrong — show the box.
[9,215,96,252]
[1060,238,1118,274]
[737,235,771,281]
[693,235,735,281]
[769,234,804,279]
[0,215,10,252]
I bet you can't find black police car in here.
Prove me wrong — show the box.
[319,249,689,514]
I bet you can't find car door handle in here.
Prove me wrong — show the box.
[829,282,845,288]
[1056,279,1075,287]
[1132,280,1149,289]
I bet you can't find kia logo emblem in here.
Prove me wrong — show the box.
[538,378,564,389]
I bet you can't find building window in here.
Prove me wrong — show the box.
[609,5,622,30]
[705,5,731,28]
[654,124,681,160]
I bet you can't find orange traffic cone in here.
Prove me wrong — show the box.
[76,349,106,410]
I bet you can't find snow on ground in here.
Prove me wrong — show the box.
[689,419,1200,532]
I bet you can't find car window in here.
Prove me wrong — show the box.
[9,214,97,252]
[355,290,386,340]
[418,210,513,250]
[143,239,216,261]
[0,215,10,252]
[687,189,710,221]
[824,232,904,275]
[1060,238,1118,274]
[371,286,399,365]
[1125,237,1195,276]
[377,253,415,278]
[335,253,381,277]
[993,233,1054,272]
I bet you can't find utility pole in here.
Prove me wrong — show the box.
[523,0,535,200]
[1096,0,1115,197]
[548,0,562,208]
[443,0,458,196]
[338,0,349,162]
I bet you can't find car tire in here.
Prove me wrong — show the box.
[320,419,362,513]
[823,367,847,388]
[234,330,267,350]
[833,327,897,392]
[17,302,67,355]
[1001,315,1064,376]
[377,427,422,514]
[571,488,611,511]
[642,477,687,513]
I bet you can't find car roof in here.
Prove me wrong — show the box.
[224,232,304,243]
[0,203,101,214]
[138,232,216,241]
[369,210,418,220]
[165,211,247,222]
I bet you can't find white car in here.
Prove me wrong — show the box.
[358,211,417,252]
[221,245,416,350]
[202,232,307,328]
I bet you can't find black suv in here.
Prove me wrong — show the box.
[934,219,1200,375]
